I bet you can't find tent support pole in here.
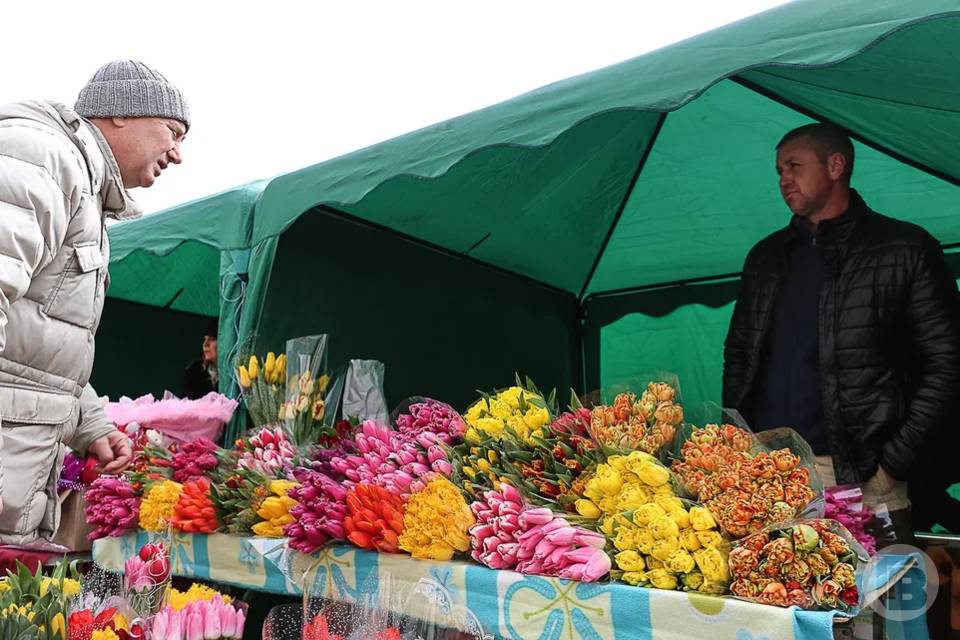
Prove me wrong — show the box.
[732,75,960,189]
[577,112,667,393]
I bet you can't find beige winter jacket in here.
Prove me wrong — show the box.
[0,101,140,538]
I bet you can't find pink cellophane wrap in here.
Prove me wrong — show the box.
[104,392,237,443]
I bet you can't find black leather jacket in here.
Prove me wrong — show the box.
[723,191,960,485]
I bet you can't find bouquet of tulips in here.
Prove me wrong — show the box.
[0,560,79,640]
[728,519,866,612]
[149,593,246,639]
[453,377,556,496]
[671,423,818,538]
[124,540,171,618]
[494,400,602,512]
[236,350,287,428]
[469,483,610,582]
[279,335,346,446]
[587,381,684,458]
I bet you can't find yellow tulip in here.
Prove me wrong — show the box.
[635,461,670,487]
[264,352,277,383]
[615,549,645,572]
[651,537,680,562]
[650,515,680,540]
[647,568,678,590]
[633,503,667,527]
[575,499,601,519]
[596,467,623,496]
[613,526,635,551]
[654,495,685,513]
[698,579,728,595]
[689,506,717,531]
[695,530,725,550]
[683,571,705,590]
[669,509,691,530]
[666,549,696,574]
[51,612,66,638]
[237,365,251,389]
[694,547,729,582]
[634,527,656,554]
[622,571,648,586]
[317,374,331,393]
[248,355,259,380]
[680,528,702,552]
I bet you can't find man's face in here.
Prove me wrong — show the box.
[775,138,834,218]
[202,336,217,363]
[110,117,186,188]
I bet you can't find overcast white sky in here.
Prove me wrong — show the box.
[3,0,788,215]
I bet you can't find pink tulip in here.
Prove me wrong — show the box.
[517,559,544,575]
[427,445,446,464]
[167,611,183,639]
[573,530,607,549]
[151,609,169,638]
[544,526,577,546]
[519,508,555,528]
[218,601,236,637]
[432,459,453,475]
[563,547,600,564]
[234,608,246,636]
[202,602,221,638]
[185,609,204,640]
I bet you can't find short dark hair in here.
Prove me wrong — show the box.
[777,123,855,183]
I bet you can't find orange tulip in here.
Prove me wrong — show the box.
[343,484,405,554]
[170,478,218,533]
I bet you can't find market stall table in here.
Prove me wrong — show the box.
[90,531,919,640]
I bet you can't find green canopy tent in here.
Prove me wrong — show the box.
[93,0,960,443]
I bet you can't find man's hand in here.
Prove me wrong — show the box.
[87,430,133,474]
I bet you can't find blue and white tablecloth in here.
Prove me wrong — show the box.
[93,532,924,640]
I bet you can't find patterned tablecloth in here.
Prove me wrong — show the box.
[95,531,909,640]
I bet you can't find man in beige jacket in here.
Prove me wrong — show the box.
[0,60,188,543]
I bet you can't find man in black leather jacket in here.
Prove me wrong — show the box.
[723,123,960,541]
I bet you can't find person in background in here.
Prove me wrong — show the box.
[0,60,188,542]
[183,318,219,399]
[723,123,960,543]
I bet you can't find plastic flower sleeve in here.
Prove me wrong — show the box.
[104,392,238,444]
[281,334,339,446]
[727,518,869,613]
[670,412,822,538]
[341,359,388,424]
[301,570,493,640]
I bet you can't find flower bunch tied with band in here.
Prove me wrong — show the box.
[728,520,864,611]
[671,423,817,538]
[588,382,684,457]
[452,376,558,497]
[236,351,286,428]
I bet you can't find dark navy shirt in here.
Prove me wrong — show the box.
[751,215,828,455]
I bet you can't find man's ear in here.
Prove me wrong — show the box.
[827,152,846,180]
[111,117,129,128]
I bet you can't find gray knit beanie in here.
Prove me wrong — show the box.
[75,60,190,130]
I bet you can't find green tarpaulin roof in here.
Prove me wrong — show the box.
[105,0,960,364]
